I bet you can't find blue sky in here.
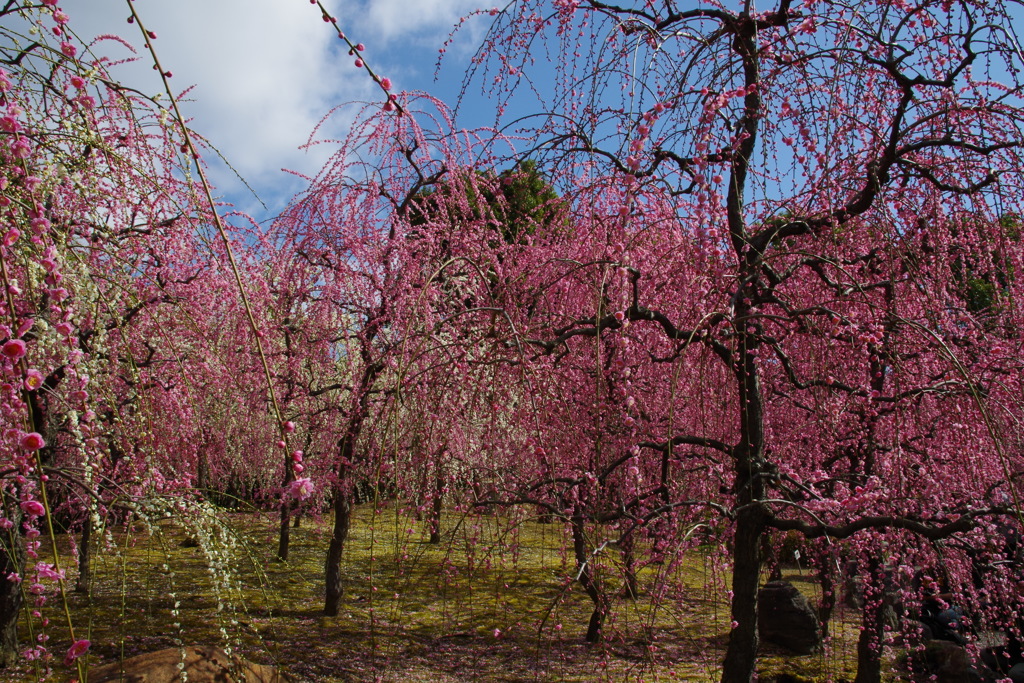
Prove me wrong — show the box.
[51,1,1024,229]
[60,0,497,224]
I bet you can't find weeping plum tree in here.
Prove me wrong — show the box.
[0,1,291,669]
[272,95,527,615]
[4,0,1024,676]
[451,0,1024,680]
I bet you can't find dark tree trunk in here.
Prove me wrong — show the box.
[321,351,377,615]
[854,559,886,683]
[721,506,766,683]
[323,480,351,616]
[471,473,484,513]
[325,427,360,617]
[75,519,91,594]
[428,463,443,544]
[197,446,208,493]
[0,511,23,667]
[571,513,608,643]
[292,514,301,528]
[763,533,782,582]
[276,498,292,561]
[721,299,769,682]
[413,464,427,521]
[277,446,295,561]
[818,552,836,639]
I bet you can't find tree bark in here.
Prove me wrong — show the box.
[571,512,608,643]
[277,441,296,560]
[75,518,91,594]
[196,440,208,493]
[428,462,443,544]
[853,559,886,683]
[324,429,358,616]
[817,552,836,640]
[323,482,351,616]
[276,499,291,562]
[322,358,376,616]
[721,505,766,683]
[763,533,782,582]
[721,300,769,682]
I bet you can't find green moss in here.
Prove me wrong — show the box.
[0,505,866,682]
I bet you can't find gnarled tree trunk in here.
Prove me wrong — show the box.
[325,426,360,616]
[571,511,609,643]
[323,478,352,616]
[854,558,887,683]
[721,505,766,683]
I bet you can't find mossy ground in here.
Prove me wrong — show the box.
[1,504,867,682]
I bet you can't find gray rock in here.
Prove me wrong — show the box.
[913,639,994,683]
[758,580,822,655]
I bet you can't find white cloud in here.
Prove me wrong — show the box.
[61,0,377,218]
[353,0,488,42]
[57,0,495,219]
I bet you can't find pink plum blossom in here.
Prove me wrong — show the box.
[65,639,89,665]
[288,477,314,501]
[20,432,45,451]
[20,500,45,517]
[2,339,26,359]
[24,369,43,391]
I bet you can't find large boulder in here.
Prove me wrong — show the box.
[88,646,290,682]
[758,581,822,655]
[910,639,996,683]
